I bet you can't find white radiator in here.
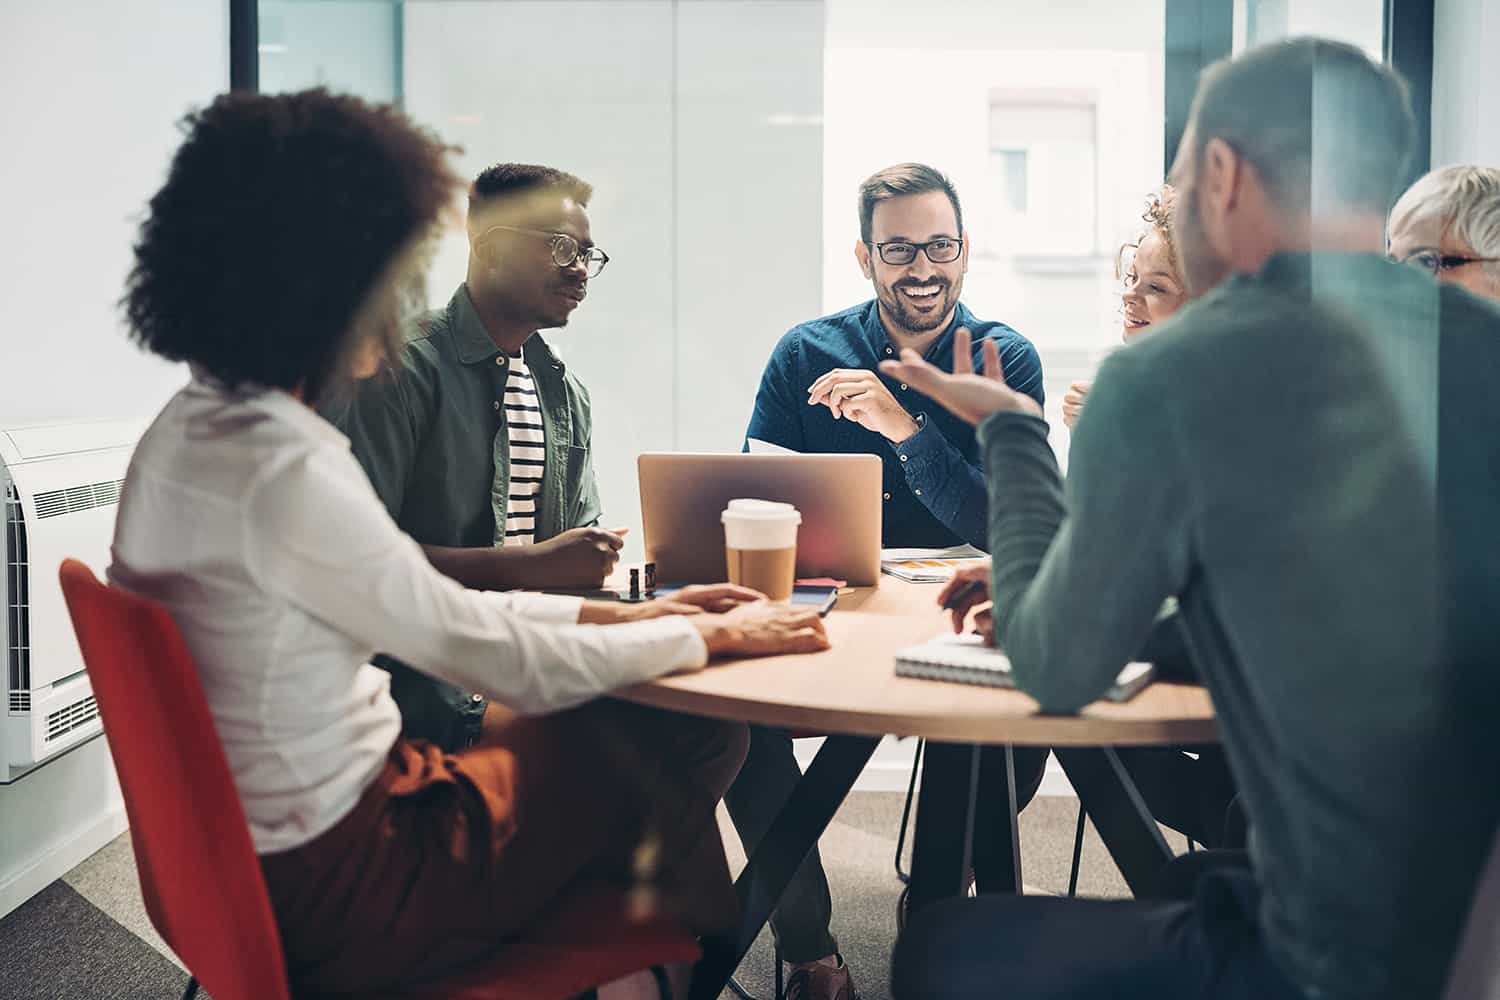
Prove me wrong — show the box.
[2,419,145,783]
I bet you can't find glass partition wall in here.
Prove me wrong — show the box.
[254,0,1402,553]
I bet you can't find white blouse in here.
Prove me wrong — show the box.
[109,377,707,854]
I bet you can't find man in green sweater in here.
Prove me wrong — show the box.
[886,38,1500,1000]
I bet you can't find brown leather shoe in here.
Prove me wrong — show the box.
[784,956,858,1000]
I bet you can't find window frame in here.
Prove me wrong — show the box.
[230,0,258,92]
[1164,0,1436,189]
[227,0,1436,202]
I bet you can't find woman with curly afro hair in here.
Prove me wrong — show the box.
[111,88,829,999]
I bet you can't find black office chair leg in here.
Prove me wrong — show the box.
[893,739,925,884]
[1067,802,1087,897]
[725,937,782,1000]
[727,975,765,1000]
[180,977,200,1000]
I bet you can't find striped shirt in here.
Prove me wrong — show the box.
[499,352,546,546]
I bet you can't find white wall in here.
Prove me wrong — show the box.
[0,0,228,918]
[0,2,225,428]
[1431,0,1500,167]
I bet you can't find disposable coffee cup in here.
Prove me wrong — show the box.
[721,499,800,602]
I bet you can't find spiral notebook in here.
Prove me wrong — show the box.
[895,633,1156,702]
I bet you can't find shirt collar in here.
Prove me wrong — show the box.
[863,298,976,362]
[449,283,566,373]
[186,368,350,449]
[450,284,502,365]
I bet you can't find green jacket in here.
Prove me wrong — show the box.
[336,284,601,547]
[328,284,601,747]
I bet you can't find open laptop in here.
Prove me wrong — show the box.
[638,453,883,586]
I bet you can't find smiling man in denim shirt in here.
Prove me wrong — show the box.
[745,162,1043,550]
[730,164,1046,999]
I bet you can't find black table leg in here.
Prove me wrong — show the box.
[689,733,879,1000]
[1053,746,1173,896]
[970,744,1023,895]
[905,741,984,915]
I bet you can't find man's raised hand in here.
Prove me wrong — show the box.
[877,327,1041,427]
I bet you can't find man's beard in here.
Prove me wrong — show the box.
[877,277,960,334]
[1176,194,1229,298]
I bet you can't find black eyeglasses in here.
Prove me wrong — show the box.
[869,237,963,266]
[1396,250,1500,276]
[483,225,610,278]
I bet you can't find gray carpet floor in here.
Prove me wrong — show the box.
[0,792,1150,1000]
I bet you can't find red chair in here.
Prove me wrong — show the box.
[58,559,698,1000]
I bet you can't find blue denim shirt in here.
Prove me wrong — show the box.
[744,299,1043,549]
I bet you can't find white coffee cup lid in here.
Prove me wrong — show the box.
[722,498,800,523]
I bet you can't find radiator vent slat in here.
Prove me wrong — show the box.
[45,695,98,742]
[5,484,29,700]
[9,691,29,713]
[31,477,127,519]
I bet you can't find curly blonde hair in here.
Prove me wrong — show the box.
[1145,186,1178,261]
[1116,185,1181,283]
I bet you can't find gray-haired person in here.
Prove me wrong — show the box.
[1389,164,1500,301]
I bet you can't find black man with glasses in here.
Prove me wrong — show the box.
[734,163,1046,1000]
[327,163,676,752]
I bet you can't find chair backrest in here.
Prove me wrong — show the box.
[58,559,290,1000]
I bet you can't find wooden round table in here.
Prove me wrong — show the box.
[619,576,1217,746]
[618,576,1219,999]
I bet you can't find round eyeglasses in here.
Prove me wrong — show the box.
[483,225,610,278]
[869,237,963,266]
[1395,250,1500,276]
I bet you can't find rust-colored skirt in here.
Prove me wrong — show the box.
[260,699,747,997]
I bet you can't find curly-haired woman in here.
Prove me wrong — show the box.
[1062,187,1189,430]
[111,89,828,999]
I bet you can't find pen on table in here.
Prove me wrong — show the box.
[941,578,985,611]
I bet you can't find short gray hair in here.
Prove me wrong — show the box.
[1390,165,1500,283]
[1188,38,1413,215]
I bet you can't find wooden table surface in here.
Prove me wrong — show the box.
[618,576,1217,747]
